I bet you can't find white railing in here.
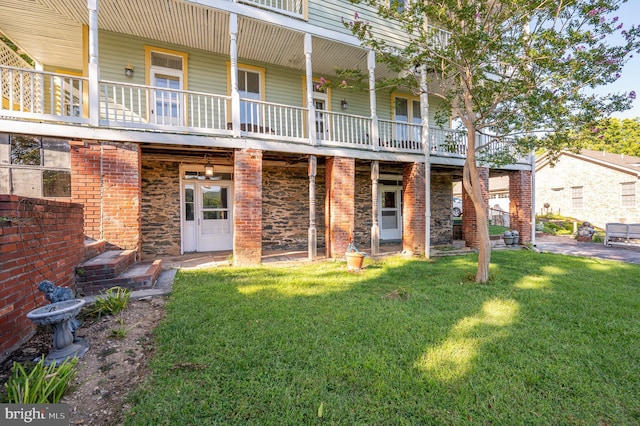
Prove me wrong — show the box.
[427,25,451,49]
[239,0,305,18]
[378,119,423,152]
[317,110,372,149]
[100,80,230,132]
[0,66,533,165]
[430,127,467,156]
[238,98,307,140]
[0,66,87,123]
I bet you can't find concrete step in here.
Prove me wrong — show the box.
[83,239,106,263]
[76,250,136,282]
[76,259,163,296]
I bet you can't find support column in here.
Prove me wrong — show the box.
[509,170,532,244]
[308,155,317,260]
[402,162,426,255]
[325,157,355,258]
[370,160,379,255]
[87,0,99,126]
[233,149,262,265]
[420,64,431,259]
[368,50,378,151]
[462,166,489,248]
[305,34,316,146]
[229,13,241,138]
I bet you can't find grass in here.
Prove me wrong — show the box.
[126,252,640,425]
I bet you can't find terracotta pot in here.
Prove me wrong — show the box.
[346,252,365,270]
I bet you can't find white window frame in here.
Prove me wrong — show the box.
[621,182,636,207]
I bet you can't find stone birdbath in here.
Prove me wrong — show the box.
[27,299,88,364]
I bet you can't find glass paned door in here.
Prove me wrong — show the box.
[314,99,329,140]
[198,184,232,251]
[239,70,261,127]
[152,73,182,126]
[380,186,402,240]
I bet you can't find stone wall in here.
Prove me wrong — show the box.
[0,195,84,362]
[141,159,181,257]
[262,164,326,250]
[431,173,454,245]
[354,170,372,248]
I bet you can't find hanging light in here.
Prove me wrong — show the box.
[341,99,348,111]
[204,155,214,176]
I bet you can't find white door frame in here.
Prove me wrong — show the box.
[379,184,402,240]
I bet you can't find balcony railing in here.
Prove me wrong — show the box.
[0,66,87,123]
[239,0,305,19]
[0,66,531,164]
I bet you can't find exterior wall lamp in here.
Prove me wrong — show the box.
[124,64,134,78]
[340,99,348,111]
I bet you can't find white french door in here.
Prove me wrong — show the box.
[379,186,402,240]
[182,182,233,252]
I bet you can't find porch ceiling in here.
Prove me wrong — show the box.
[1,0,372,78]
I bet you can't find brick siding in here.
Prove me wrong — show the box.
[509,170,532,243]
[402,162,426,254]
[325,157,355,258]
[71,141,141,251]
[234,149,263,265]
[0,195,84,362]
[462,167,489,248]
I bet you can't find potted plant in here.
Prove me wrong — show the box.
[346,240,366,270]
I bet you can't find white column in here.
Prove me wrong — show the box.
[304,33,316,146]
[420,65,431,259]
[87,0,99,127]
[308,155,317,260]
[371,160,380,255]
[368,50,379,151]
[229,13,241,137]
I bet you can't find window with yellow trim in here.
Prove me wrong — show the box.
[145,47,188,126]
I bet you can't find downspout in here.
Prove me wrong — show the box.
[87,0,99,127]
[420,65,431,259]
[530,150,536,246]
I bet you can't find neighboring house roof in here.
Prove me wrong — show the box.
[536,149,640,178]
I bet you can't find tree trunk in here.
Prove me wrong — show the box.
[462,127,492,283]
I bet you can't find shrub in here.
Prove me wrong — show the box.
[5,357,77,403]
[90,286,131,317]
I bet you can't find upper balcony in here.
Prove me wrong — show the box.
[0,64,529,167]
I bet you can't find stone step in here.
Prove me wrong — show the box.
[76,250,136,282]
[83,239,106,262]
[75,259,163,296]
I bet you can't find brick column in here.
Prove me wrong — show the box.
[233,149,262,265]
[70,141,141,251]
[325,157,355,258]
[509,170,532,244]
[402,162,426,254]
[462,167,489,248]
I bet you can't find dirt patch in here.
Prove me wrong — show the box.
[0,296,166,425]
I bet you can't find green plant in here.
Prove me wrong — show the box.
[5,357,77,403]
[90,286,131,317]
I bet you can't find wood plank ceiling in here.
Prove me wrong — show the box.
[0,0,370,77]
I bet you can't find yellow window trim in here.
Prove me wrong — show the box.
[226,62,266,101]
[144,46,189,89]
[390,93,420,121]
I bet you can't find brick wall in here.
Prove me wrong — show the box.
[71,141,141,251]
[402,162,426,254]
[325,157,355,258]
[509,170,532,243]
[462,167,489,248]
[234,149,263,265]
[141,159,181,256]
[536,155,640,229]
[0,195,84,362]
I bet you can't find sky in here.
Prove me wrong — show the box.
[596,1,640,120]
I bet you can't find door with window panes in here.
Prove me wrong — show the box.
[182,172,233,252]
[150,51,184,126]
[379,185,403,240]
[394,97,421,144]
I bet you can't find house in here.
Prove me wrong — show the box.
[536,149,640,229]
[0,0,534,267]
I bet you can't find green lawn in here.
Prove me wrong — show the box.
[127,252,640,425]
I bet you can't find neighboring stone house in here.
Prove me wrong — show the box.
[536,149,640,229]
